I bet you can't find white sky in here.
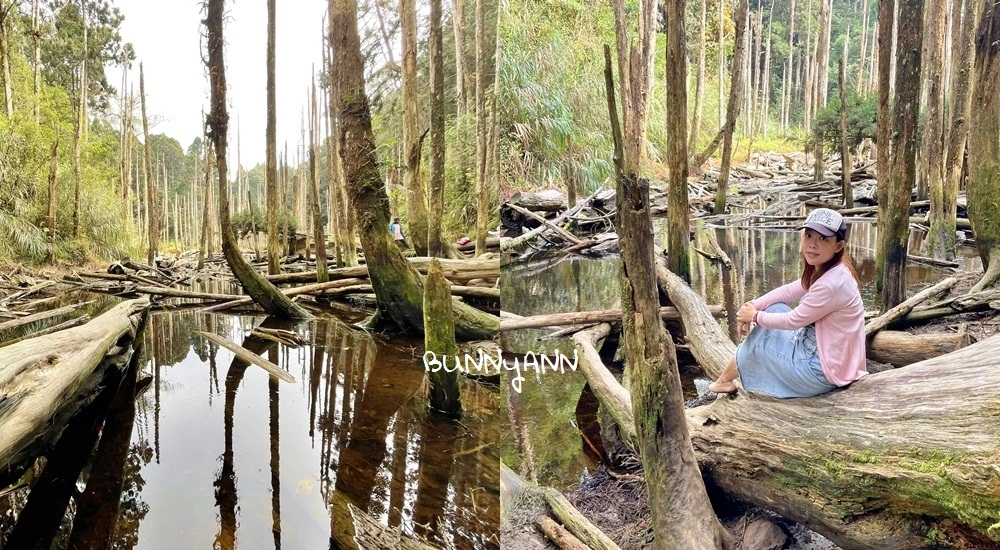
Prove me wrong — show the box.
[109,0,330,168]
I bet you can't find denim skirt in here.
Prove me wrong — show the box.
[735,303,837,398]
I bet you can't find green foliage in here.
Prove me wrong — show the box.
[809,91,878,152]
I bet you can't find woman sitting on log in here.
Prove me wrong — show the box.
[709,208,867,398]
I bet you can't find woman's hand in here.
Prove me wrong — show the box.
[736,302,757,324]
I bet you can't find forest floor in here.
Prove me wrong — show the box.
[502,268,999,549]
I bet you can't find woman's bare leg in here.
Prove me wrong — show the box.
[708,357,739,393]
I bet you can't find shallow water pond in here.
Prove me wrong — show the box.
[1,307,500,549]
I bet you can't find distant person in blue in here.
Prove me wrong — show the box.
[389,217,408,249]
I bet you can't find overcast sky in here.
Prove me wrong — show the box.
[108,0,330,168]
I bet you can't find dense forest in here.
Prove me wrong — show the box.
[0,0,499,265]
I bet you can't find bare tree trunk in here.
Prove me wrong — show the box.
[718,0,724,126]
[783,0,796,131]
[882,0,924,309]
[856,0,871,92]
[47,138,58,262]
[33,0,41,123]
[140,63,158,266]
[401,0,429,255]
[968,0,1000,292]
[613,56,731,542]
[0,2,12,118]
[452,0,468,116]
[329,0,497,338]
[689,0,708,151]
[322,44,343,268]
[923,0,949,257]
[713,0,749,214]
[474,0,489,255]
[760,3,773,134]
[199,137,213,270]
[72,1,88,239]
[941,0,976,263]
[204,0,311,319]
[266,0,280,275]
[666,0,691,282]
[875,0,895,289]
[428,0,446,258]
[750,8,762,135]
[612,0,632,152]
[816,0,832,108]
[372,0,399,72]
[309,73,327,283]
[839,56,853,208]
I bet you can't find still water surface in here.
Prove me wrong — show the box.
[1,303,500,549]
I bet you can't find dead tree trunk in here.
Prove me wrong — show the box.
[881,0,924,309]
[423,259,461,416]
[968,0,1000,292]
[609,33,731,547]
[140,63,158,266]
[839,57,853,208]
[665,0,691,282]
[713,0,749,214]
[923,0,949,255]
[204,0,311,319]
[401,0,429,255]
[329,0,498,339]
[689,0,708,151]
[309,73,328,283]
[875,0,895,288]
[46,137,58,262]
[941,0,977,263]
[266,0,280,275]
[428,0,446,258]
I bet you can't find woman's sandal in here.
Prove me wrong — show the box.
[708,380,738,395]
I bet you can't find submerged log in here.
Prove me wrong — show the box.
[330,491,436,550]
[0,298,150,488]
[196,331,295,383]
[688,335,1000,549]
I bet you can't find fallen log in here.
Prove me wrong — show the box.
[507,189,569,212]
[264,257,499,284]
[0,315,91,348]
[687,334,1000,549]
[864,277,958,336]
[500,305,725,332]
[506,204,584,245]
[898,288,1000,325]
[572,324,636,447]
[656,257,734,380]
[867,330,972,367]
[0,301,94,333]
[543,487,622,550]
[501,190,599,252]
[535,515,589,550]
[196,331,295,383]
[0,298,149,488]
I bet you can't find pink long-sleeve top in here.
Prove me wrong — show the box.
[751,262,867,386]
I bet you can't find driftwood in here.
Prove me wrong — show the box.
[0,301,93,333]
[501,190,600,252]
[500,305,725,332]
[0,298,150,487]
[543,488,622,550]
[507,189,569,212]
[864,277,959,336]
[867,330,972,366]
[0,315,91,349]
[571,324,636,447]
[535,515,589,550]
[196,331,295,383]
[506,204,584,245]
[264,257,499,284]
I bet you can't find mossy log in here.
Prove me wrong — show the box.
[543,488,622,550]
[572,323,636,447]
[688,335,1000,549]
[500,304,725,332]
[0,298,150,488]
[535,515,590,550]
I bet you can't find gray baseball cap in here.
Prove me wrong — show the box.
[799,208,846,237]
